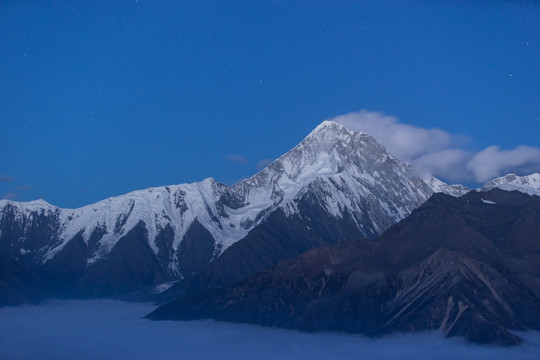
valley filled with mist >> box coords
[1,300,539,360]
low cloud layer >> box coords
[333,111,540,183]
[0,300,539,360]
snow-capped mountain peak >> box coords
[237,120,399,201]
[481,173,540,196]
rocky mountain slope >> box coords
[147,189,540,345]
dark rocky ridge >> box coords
[148,189,540,346]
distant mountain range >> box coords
[1,121,539,345]
[0,121,462,299]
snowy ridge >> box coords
[481,173,540,197]
[0,199,59,223]
[51,178,264,264]
[0,121,472,277]
[0,179,261,268]
[418,175,469,198]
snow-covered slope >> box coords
[481,173,540,197]
[0,121,468,289]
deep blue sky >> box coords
[1,0,539,208]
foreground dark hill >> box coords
[148,189,540,346]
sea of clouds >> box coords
[1,299,539,360]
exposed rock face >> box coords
[0,255,50,307]
[175,219,216,277]
[148,189,540,346]
[1,121,460,301]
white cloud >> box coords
[0,175,14,183]
[255,158,273,170]
[332,110,454,161]
[2,192,18,200]
[224,154,248,164]
[331,110,540,184]
[413,149,472,182]
[467,146,540,182]
[16,185,34,192]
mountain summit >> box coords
[234,120,447,229]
